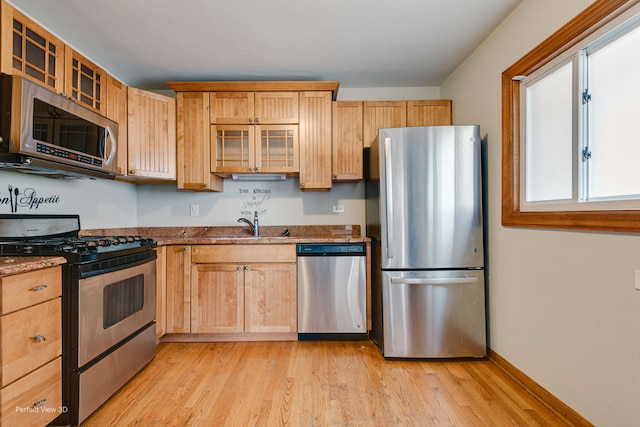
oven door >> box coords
[77,257,156,367]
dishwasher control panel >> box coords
[296,243,366,256]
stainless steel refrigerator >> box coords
[365,125,486,358]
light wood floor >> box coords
[82,340,575,426]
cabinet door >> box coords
[165,246,191,334]
[176,92,223,191]
[244,263,297,333]
[254,92,299,124]
[127,87,176,180]
[210,92,254,124]
[210,124,254,173]
[363,101,407,148]
[105,76,129,176]
[332,101,364,181]
[299,91,332,190]
[256,125,299,173]
[0,3,65,93]
[64,46,106,115]
[407,100,452,127]
[191,264,244,334]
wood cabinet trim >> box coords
[168,81,340,100]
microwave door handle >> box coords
[102,126,117,164]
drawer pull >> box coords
[33,334,47,342]
[33,398,48,409]
[32,284,48,291]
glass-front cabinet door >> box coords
[211,125,254,173]
[257,125,298,173]
[65,47,105,115]
[211,124,298,174]
[1,4,65,93]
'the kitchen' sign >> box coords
[2,185,61,212]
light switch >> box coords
[190,204,199,217]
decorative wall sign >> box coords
[1,185,61,212]
[239,187,271,217]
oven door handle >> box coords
[78,251,156,279]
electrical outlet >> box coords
[190,204,199,217]
[333,205,344,213]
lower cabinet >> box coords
[0,266,62,427]
[164,244,297,340]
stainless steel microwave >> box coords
[0,73,118,179]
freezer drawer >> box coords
[382,270,486,358]
[297,244,366,336]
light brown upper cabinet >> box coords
[332,101,364,182]
[64,47,105,115]
[126,87,176,181]
[0,3,65,93]
[168,81,339,189]
[1,4,105,114]
[105,76,129,176]
[175,91,224,191]
[299,91,333,190]
[407,100,452,127]
[210,91,299,175]
[363,101,407,148]
[363,100,453,148]
[210,91,299,124]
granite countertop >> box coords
[0,256,67,276]
[82,225,370,246]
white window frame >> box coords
[519,4,640,212]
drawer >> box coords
[1,357,62,427]
[0,299,61,387]
[191,244,296,264]
[0,266,62,315]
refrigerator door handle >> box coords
[390,276,479,285]
[384,137,394,259]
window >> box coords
[502,0,640,231]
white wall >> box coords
[441,1,640,426]
[0,170,137,228]
[136,179,365,230]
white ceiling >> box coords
[7,0,522,91]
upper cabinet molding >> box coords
[167,81,340,101]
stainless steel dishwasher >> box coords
[297,243,367,340]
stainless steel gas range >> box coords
[0,214,157,426]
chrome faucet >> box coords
[237,211,259,236]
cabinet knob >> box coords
[300,182,305,187]
[255,118,260,123]
[237,266,242,271]
[332,174,337,179]
[33,334,47,342]
[129,170,136,175]
[255,167,260,172]
[248,167,253,172]
[32,284,48,291]
[183,247,188,252]
[204,184,208,188]
[244,265,250,271]
[249,118,253,124]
